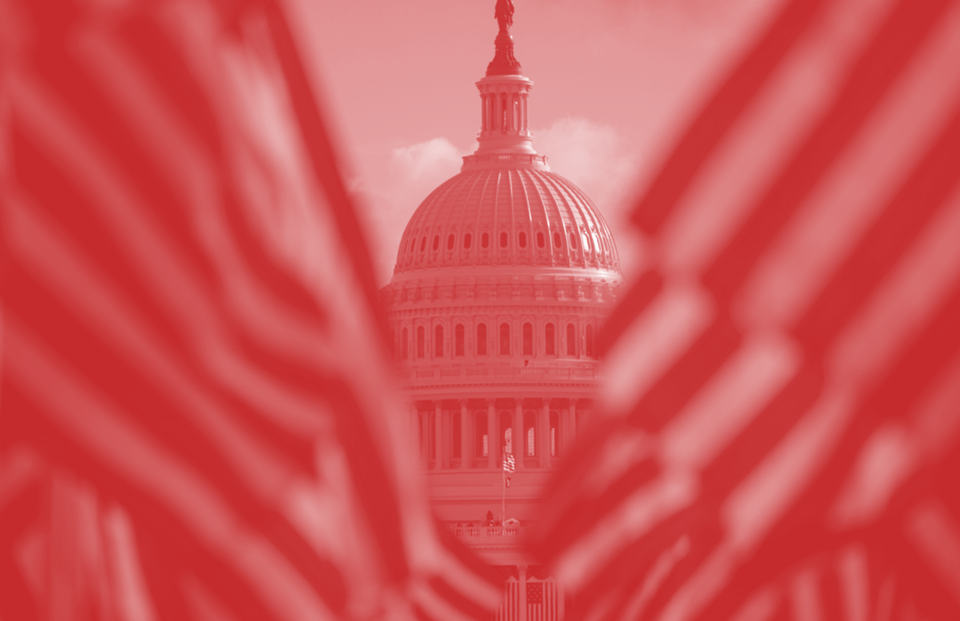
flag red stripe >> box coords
[703,0,955,302]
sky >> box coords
[288,0,787,284]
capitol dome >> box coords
[380,3,622,598]
[394,164,620,276]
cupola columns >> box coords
[476,75,535,153]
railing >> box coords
[453,526,522,537]
[397,365,602,384]
[446,523,526,540]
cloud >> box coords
[351,138,469,285]
[389,137,463,182]
[533,117,649,277]
[353,122,652,286]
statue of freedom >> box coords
[496,0,515,33]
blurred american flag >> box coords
[532,0,960,619]
[2,0,960,620]
[0,0,498,619]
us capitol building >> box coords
[379,3,623,619]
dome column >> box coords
[459,399,471,469]
[521,92,529,133]
[419,405,430,468]
[539,399,551,469]
[487,399,497,470]
[407,402,419,467]
[564,399,578,456]
[480,94,487,133]
[434,401,444,470]
[514,400,524,470]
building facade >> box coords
[379,8,623,619]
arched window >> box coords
[401,327,409,360]
[522,322,533,356]
[524,411,537,458]
[570,233,578,250]
[500,323,511,355]
[420,237,426,252]
[432,235,440,251]
[582,233,591,251]
[417,326,425,358]
[455,324,465,356]
[553,231,562,248]
[464,233,472,249]
[537,231,545,248]
[585,324,595,358]
[566,323,577,356]
[545,323,556,355]
[481,232,490,248]
[475,412,488,458]
[476,323,487,356]
[550,411,560,457]
[434,325,444,358]
[500,231,508,248]
[518,232,527,248]
[452,412,461,459]
[447,234,455,250]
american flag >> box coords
[0,1,500,619]
[5,0,960,620]
[504,452,516,474]
[532,0,960,619]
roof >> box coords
[393,167,620,276]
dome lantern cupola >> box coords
[465,0,547,169]
[389,2,621,280]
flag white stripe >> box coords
[603,281,713,414]
[555,469,698,590]
[657,541,739,621]
[585,429,653,498]
[910,352,960,457]
[660,332,800,470]
[659,0,900,277]
[829,183,960,385]
[723,387,854,549]
[10,72,338,379]
[435,547,503,610]
[6,320,334,621]
[833,352,960,528]
[67,30,340,439]
[904,503,960,608]
[829,424,914,529]
[409,578,477,621]
[728,588,780,621]
[6,191,297,499]
[789,567,825,621]
[620,535,691,621]
[837,545,870,621]
[738,0,960,329]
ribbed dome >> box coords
[394,167,620,275]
